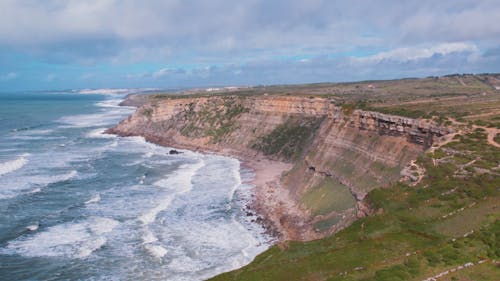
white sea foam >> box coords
[47,170,78,184]
[78,88,159,95]
[140,160,206,224]
[95,99,123,108]
[58,98,134,128]
[26,129,54,135]
[152,161,205,191]
[85,194,101,204]
[58,110,127,128]
[79,88,132,95]
[142,230,158,244]
[168,256,209,273]
[26,223,39,231]
[9,129,56,140]
[0,170,78,199]
[0,153,29,176]
[3,217,119,259]
[227,159,241,201]
[144,244,168,259]
[138,194,176,225]
[9,135,66,141]
[86,128,117,139]
[28,188,42,194]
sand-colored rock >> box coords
[109,95,453,241]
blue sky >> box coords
[1,0,500,91]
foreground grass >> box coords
[211,129,499,281]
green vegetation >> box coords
[323,144,404,193]
[211,127,499,281]
[314,216,342,232]
[301,177,356,216]
[366,107,428,119]
[252,117,323,161]
[178,96,249,141]
[339,100,368,115]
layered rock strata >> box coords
[109,95,452,240]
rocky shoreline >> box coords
[107,126,306,241]
[107,93,453,242]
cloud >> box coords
[1,0,498,64]
[0,1,499,90]
[121,43,499,88]
[400,0,500,43]
[152,68,185,79]
[354,42,480,63]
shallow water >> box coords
[0,91,270,280]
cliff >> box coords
[109,95,453,240]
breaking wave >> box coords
[0,154,29,176]
[3,217,119,259]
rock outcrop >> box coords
[109,94,453,240]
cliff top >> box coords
[127,73,500,128]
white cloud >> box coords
[0,0,499,90]
[0,0,498,67]
[152,68,172,79]
[354,42,480,63]
[400,1,500,43]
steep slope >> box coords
[109,95,452,241]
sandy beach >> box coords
[241,156,317,241]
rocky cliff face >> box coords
[110,95,453,240]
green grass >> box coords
[365,107,428,119]
[433,198,498,237]
[314,216,342,232]
[252,117,323,161]
[178,96,249,141]
[211,129,500,281]
[301,177,356,216]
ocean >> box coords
[0,91,270,280]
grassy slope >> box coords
[211,121,499,279]
[301,177,356,217]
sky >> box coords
[1,0,500,91]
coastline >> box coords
[240,157,294,240]
[106,128,309,242]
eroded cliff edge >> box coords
[109,95,452,241]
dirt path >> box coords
[484,127,500,148]
[447,118,500,148]
[429,132,460,152]
[462,109,500,120]
[372,96,467,107]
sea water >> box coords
[0,90,270,280]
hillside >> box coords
[110,74,500,280]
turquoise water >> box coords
[0,91,269,280]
